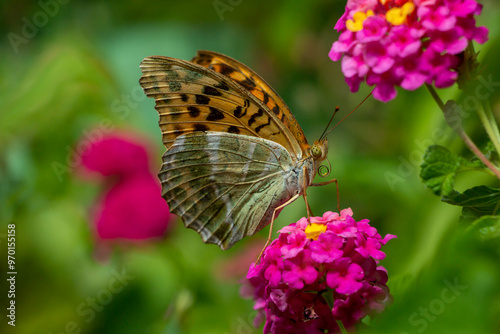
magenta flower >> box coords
[357,16,388,42]
[78,132,174,243]
[265,247,285,286]
[80,134,150,178]
[243,208,396,333]
[282,250,319,289]
[326,258,364,295]
[330,0,489,101]
[93,175,172,240]
[281,228,308,259]
[310,232,344,263]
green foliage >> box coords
[444,185,500,222]
[1,0,500,333]
[420,145,483,196]
[421,144,500,233]
[468,215,500,241]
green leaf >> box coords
[483,141,500,164]
[419,145,480,196]
[468,215,500,241]
[442,186,500,223]
[459,207,485,224]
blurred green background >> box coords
[1,0,499,333]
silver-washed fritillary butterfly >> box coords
[139,51,334,250]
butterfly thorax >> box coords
[289,154,316,196]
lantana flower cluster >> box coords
[244,208,396,333]
[329,0,489,102]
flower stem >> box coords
[336,320,349,334]
[322,288,335,309]
[425,84,500,180]
[426,83,445,110]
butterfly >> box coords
[139,51,336,250]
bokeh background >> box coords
[1,0,500,333]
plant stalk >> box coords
[336,320,349,334]
[425,84,500,180]
[477,101,500,155]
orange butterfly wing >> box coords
[139,55,304,158]
[192,50,310,156]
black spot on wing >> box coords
[215,82,230,91]
[228,126,240,134]
[195,94,210,105]
[203,86,222,96]
[181,94,189,102]
[218,63,236,76]
[188,106,201,118]
[194,124,209,132]
[255,116,272,133]
[206,107,224,121]
[238,78,257,91]
[233,106,245,118]
[262,92,270,105]
[248,109,264,127]
[272,105,286,121]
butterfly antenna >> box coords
[319,106,340,142]
[321,91,372,140]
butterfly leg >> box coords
[255,193,301,264]
[302,165,313,220]
[311,178,340,212]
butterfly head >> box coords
[311,138,330,177]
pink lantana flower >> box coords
[330,0,489,101]
[79,133,174,244]
[243,208,396,333]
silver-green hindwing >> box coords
[160,132,313,249]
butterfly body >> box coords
[140,51,329,249]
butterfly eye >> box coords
[311,145,322,159]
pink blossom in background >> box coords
[329,0,489,102]
[94,174,172,240]
[243,208,396,333]
[80,134,150,178]
[78,132,174,243]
